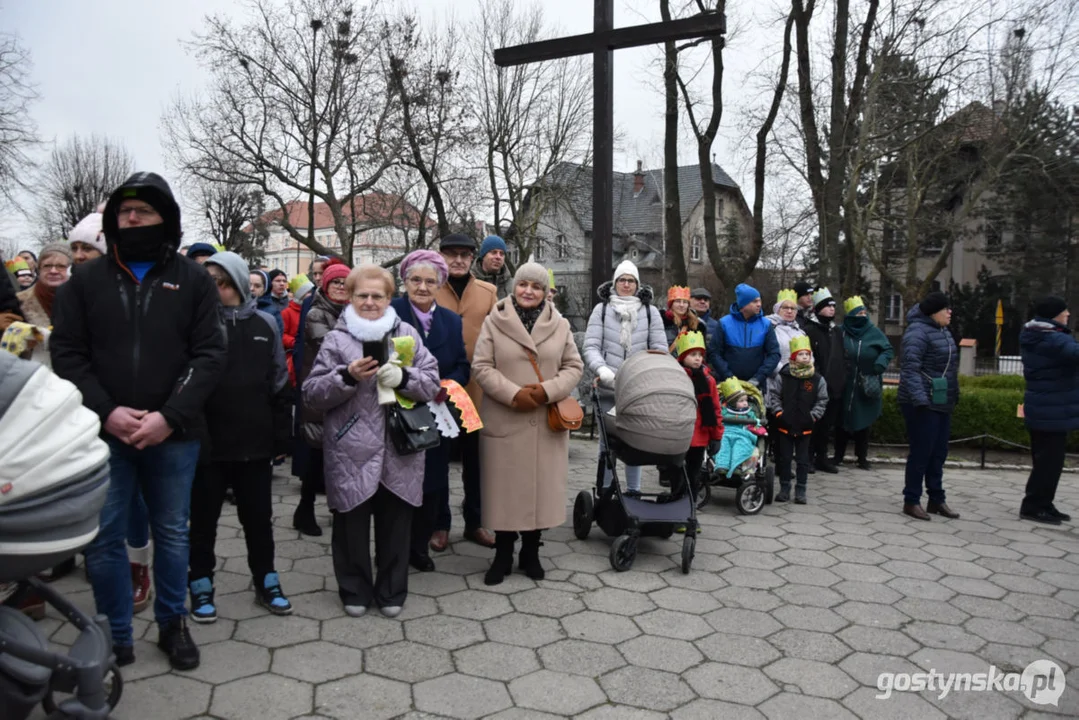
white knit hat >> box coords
[68,212,106,255]
[612,259,640,285]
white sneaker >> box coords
[344,605,367,618]
[380,605,402,618]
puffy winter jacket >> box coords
[1020,318,1079,432]
[711,304,780,385]
[766,366,829,436]
[299,289,347,441]
[282,300,302,385]
[582,281,667,376]
[804,312,846,398]
[898,306,959,412]
[256,293,284,335]
[765,304,806,377]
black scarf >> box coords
[513,297,545,333]
[690,367,717,427]
[114,225,171,264]
[448,274,470,300]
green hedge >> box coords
[958,375,1025,391]
[873,385,1079,452]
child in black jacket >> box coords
[766,335,828,504]
[188,252,293,623]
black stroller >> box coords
[573,351,699,574]
[0,353,121,720]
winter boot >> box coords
[484,531,517,586]
[517,530,546,580]
[292,498,322,537]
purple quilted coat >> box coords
[302,314,440,513]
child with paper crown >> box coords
[765,335,829,504]
[713,377,768,479]
[675,331,723,490]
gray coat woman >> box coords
[582,260,667,492]
[303,264,440,618]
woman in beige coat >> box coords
[472,262,584,585]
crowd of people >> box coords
[1,170,1074,677]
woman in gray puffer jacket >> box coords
[582,260,667,492]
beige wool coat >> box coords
[472,298,584,531]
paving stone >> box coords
[695,631,781,667]
[768,629,852,663]
[210,674,312,720]
[888,577,957,601]
[949,594,1025,621]
[762,657,859,699]
[683,662,779,704]
[843,686,948,720]
[509,669,606,715]
[671,699,767,719]
[598,569,669,592]
[363,640,453,683]
[941,575,1008,599]
[834,579,904,604]
[837,625,921,656]
[271,640,364,683]
[582,586,657,615]
[316,674,413,720]
[409,571,469,596]
[702,607,783,637]
[233,614,319,648]
[838,652,923,687]
[184,639,270,684]
[438,589,514,620]
[1001,592,1076,619]
[724,550,788,571]
[903,621,987,652]
[322,615,403,649]
[111,674,211,720]
[711,586,784,611]
[485,612,565,648]
[894,597,970,624]
[511,587,585,618]
[770,605,847,633]
[758,693,859,720]
[291,590,353,621]
[721,567,786,589]
[834,601,911,629]
[635,608,713,640]
[618,635,703,673]
[575,705,668,720]
[561,610,641,644]
[600,665,697,711]
[454,641,540,681]
[649,586,721,613]
[414,673,513,719]
[538,638,625,676]
[404,615,485,650]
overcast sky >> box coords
[0,0,781,249]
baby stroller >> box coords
[573,351,699,574]
[696,379,774,514]
[0,353,121,720]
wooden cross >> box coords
[495,0,725,292]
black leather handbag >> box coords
[386,403,441,455]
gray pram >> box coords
[0,353,120,720]
[573,351,700,573]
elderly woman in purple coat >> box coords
[303,264,440,618]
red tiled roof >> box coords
[251,192,433,232]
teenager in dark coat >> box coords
[802,288,846,473]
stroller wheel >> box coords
[763,465,775,505]
[42,660,123,716]
[681,535,695,574]
[736,481,765,515]
[609,534,637,572]
[573,491,594,540]
[694,479,711,510]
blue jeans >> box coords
[900,405,950,505]
[127,492,150,549]
[85,438,200,647]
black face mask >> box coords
[114,224,171,263]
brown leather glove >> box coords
[0,312,22,332]
[524,382,548,405]
[512,388,541,412]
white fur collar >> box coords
[343,304,399,341]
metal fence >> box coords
[883,354,1024,379]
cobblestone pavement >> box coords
[30,438,1079,719]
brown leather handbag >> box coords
[528,352,583,432]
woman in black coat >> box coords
[897,292,960,521]
[391,251,470,572]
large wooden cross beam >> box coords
[495,0,725,292]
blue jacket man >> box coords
[710,283,780,386]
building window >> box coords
[690,235,702,263]
[508,244,520,265]
[716,198,725,218]
[885,293,903,322]
[534,239,546,261]
[555,234,568,260]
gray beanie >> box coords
[514,262,549,289]
[205,251,252,303]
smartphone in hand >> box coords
[362,340,387,366]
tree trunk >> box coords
[661,0,687,286]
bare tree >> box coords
[196,181,270,265]
[162,0,399,264]
[0,32,39,208]
[465,0,593,259]
[32,134,133,241]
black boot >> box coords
[484,532,517,586]
[518,530,546,580]
[293,478,322,537]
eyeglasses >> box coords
[616,277,637,285]
[117,205,159,219]
[442,250,473,261]
[406,277,439,288]
[41,263,69,272]
[353,292,387,302]
[328,279,347,288]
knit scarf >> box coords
[512,297,545,333]
[789,361,816,379]
[608,294,642,351]
[689,367,717,427]
[34,282,56,322]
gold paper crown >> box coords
[674,330,706,359]
[789,335,812,356]
[5,257,28,273]
[812,287,833,307]
[776,289,797,305]
[844,296,866,314]
[719,377,745,400]
[667,285,691,305]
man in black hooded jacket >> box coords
[51,172,227,671]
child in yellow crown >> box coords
[765,335,828,503]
